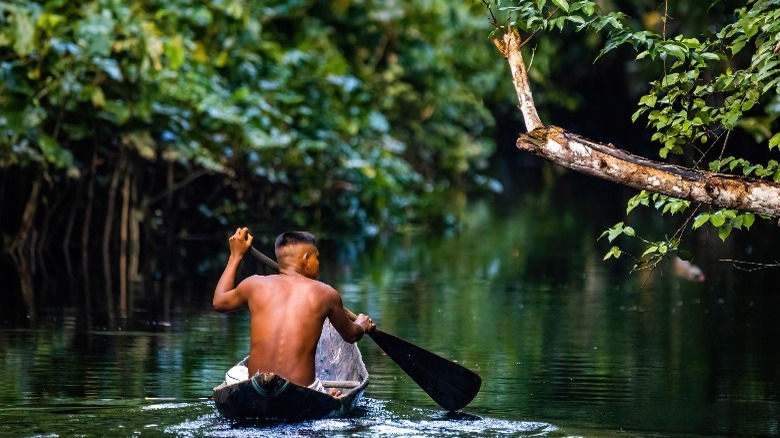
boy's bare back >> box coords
[239,274,338,386]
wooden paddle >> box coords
[248,246,482,412]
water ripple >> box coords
[163,398,561,437]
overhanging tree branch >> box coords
[492,29,543,132]
[493,28,780,218]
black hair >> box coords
[274,231,317,250]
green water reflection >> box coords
[1,185,779,437]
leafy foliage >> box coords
[1,0,503,244]
[487,0,780,267]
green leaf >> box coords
[600,222,628,242]
[627,191,650,213]
[11,5,37,56]
[631,107,646,122]
[700,52,721,62]
[718,224,733,241]
[763,75,780,94]
[582,2,594,15]
[661,73,680,87]
[551,0,570,13]
[639,94,657,108]
[607,226,623,242]
[693,214,710,229]
[743,213,755,229]
[38,134,74,169]
[731,39,747,55]
[76,10,115,57]
[603,246,622,260]
[100,100,131,125]
[769,133,780,151]
[663,43,687,61]
[89,85,105,107]
[710,212,726,227]
[164,35,186,71]
[641,245,659,258]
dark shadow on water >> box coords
[439,410,483,421]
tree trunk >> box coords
[102,155,123,327]
[493,29,780,218]
[119,163,132,320]
[81,145,98,323]
[129,170,141,284]
[37,176,68,257]
[16,258,36,324]
[11,174,42,259]
[162,161,175,324]
[63,179,83,255]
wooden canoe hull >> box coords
[213,320,369,421]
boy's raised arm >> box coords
[213,227,254,312]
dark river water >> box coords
[1,178,779,437]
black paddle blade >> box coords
[369,329,481,411]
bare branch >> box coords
[495,21,780,218]
[720,259,780,271]
[491,29,543,132]
[518,126,780,217]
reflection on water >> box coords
[1,180,780,437]
[0,398,562,437]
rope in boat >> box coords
[250,375,289,399]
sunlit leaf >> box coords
[551,0,569,13]
[641,245,659,258]
[603,246,622,260]
[743,213,755,229]
[164,35,186,71]
[710,213,726,227]
[718,224,732,241]
[10,5,37,56]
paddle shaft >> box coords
[246,245,482,411]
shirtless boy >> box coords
[212,228,375,396]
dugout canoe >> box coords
[212,320,369,421]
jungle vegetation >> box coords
[1,0,504,266]
[2,0,778,276]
